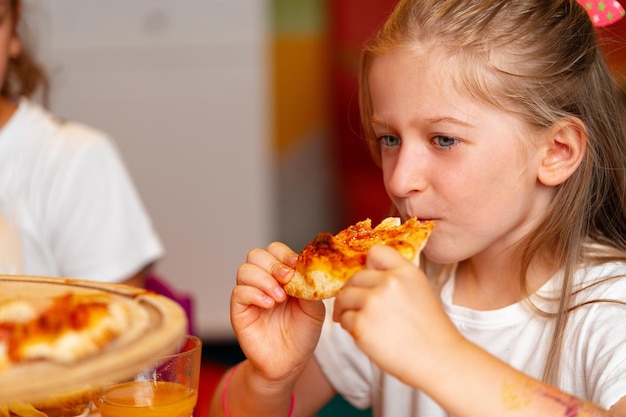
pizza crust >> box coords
[284,217,434,300]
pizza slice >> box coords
[0,292,143,368]
[284,217,434,300]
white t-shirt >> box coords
[315,262,626,416]
[0,99,163,282]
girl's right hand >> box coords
[231,241,325,383]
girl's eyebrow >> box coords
[425,116,473,127]
[370,115,473,128]
[370,116,387,127]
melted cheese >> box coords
[0,293,128,365]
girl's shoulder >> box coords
[571,260,626,300]
[7,99,117,157]
[580,242,626,281]
[11,99,109,144]
[581,259,626,277]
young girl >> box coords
[210,0,626,416]
[0,0,163,285]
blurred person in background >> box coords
[0,0,163,286]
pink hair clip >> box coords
[577,0,625,27]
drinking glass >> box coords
[97,335,202,417]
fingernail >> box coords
[274,287,286,299]
[277,265,292,278]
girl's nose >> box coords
[385,149,428,198]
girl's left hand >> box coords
[333,244,463,387]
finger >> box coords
[343,268,384,290]
[332,283,369,322]
[245,247,295,285]
[236,263,288,302]
[337,309,362,339]
[335,269,386,324]
[231,281,276,316]
[267,241,299,268]
[365,243,411,270]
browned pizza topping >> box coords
[0,293,110,362]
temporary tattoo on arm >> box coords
[502,376,616,416]
[501,376,532,410]
[541,387,615,417]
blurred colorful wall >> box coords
[599,15,626,78]
[272,0,337,251]
[272,0,396,251]
[326,0,396,228]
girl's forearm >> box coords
[411,339,620,417]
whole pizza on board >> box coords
[0,276,189,415]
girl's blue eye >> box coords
[377,135,401,147]
[433,135,458,148]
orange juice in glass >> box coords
[98,335,201,417]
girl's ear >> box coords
[537,118,586,186]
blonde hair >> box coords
[359,0,626,385]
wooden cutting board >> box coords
[0,275,188,405]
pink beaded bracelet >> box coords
[222,363,295,417]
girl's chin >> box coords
[422,246,466,266]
